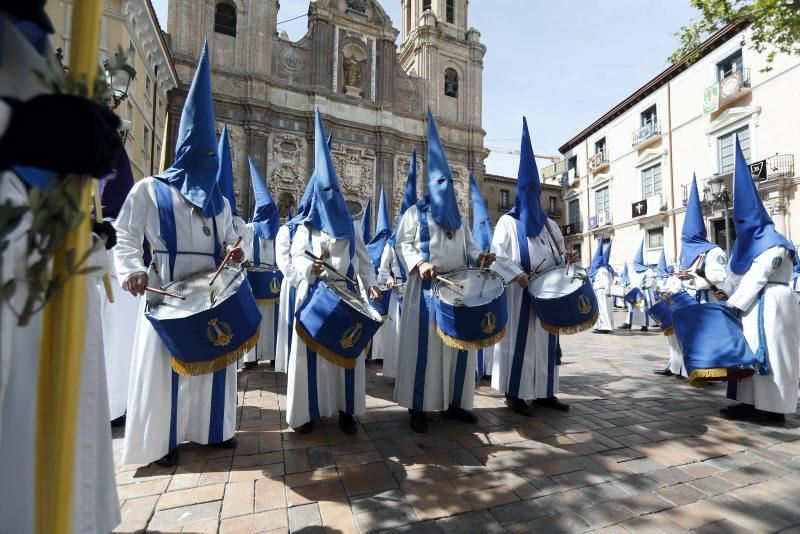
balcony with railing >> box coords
[588,151,609,173]
[681,154,796,205]
[632,120,662,148]
[547,208,563,220]
[704,68,751,115]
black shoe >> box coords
[675,374,686,379]
[211,436,237,449]
[536,396,570,412]
[242,361,258,371]
[155,449,178,468]
[762,411,786,424]
[640,327,649,332]
[409,410,428,433]
[505,395,533,417]
[619,324,631,330]
[720,403,755,416]
[338,411,358,435]
[295,421,315,434]
[110,414,126,427]
[443,404,478,424]
[653,369,673,376]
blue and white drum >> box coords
[247,265,283,304]
[433,268,508,350]
[528,265,598,335]
[624,287,644,308]
[145,267,262,376]
[295,280,384,369]
[646,289,697,334]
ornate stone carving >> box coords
[331,143,376,209]
[280,46,304,73]
[272,133,303,162]
[270,132,308,213]
[347,0,368,14]
[450,165,471,218]
[393,155,425,216]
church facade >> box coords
[166,0,487,221]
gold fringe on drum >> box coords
[171,330,260,376]
[539,312,598,336]
[435,326,507,351]
[688,366,756,388]
[662,326,675,336]
[255,297,280,306]
[295,324,359,369]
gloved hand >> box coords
[0,95,122,176]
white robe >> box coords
[394,208,481,412]
[660,276,687,376]
[688,246,727,303]
[0,19,120,532]
[723,247,800,414]
[490,216,565,400]
[274,225,301,373]
[593,267,614,332]
[377,243,402,377]
[243,225,278,364]
[285,223,377,428]
[114,178,240,464]
[627,268,656,327]
[99,250,140,420]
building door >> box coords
[713,218,736,252]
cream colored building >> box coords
[46,0,178,181]
[544,23,800,271]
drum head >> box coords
[529,266,588,300]
[249,266,279,273]
[146,267,244,320]
[435,268,505,307]
[324,281,383,322]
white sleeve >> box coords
[727,247,785,311]
[491,217,524,282]
[275,226,292,275]
[354,224,378,289]
[377,245,395,285]
[463,217,482,267]
[113,179,151,283]
[290,224,315,284]
[242,224,255,264]
[397,207,423,273]
[703,248,728,287]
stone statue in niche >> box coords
[343,55,363,97]
[347,0,368,14]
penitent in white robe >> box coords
[723,247,800,414]
[377,243,403,378]
[627,268,656,327]
[114,178,240,464]
[243,225,278,364]
[658,276,687,376]
[593,266,614,332]
[394,208,481,412]
[490,216,565,401]
[274,224,301,374]
[285,223,377,428]
[688,246,727,303]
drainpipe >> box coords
[666,81,678,263]
[149,64,158,176]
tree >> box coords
[669,0,800,71]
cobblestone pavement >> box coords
[112,310,800,533]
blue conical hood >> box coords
[156,41,225,218]
[729,137,796,274]
[303,108,353,240]
[216,124,238,216]
[620,263,630,285]
[633,239,647,272]
[469,172,492,251]
[248,157,279,240]
[425,109,461,231]
[588,234,605,281]
[679,174,715,269]
[508,117,547,237]
[285,175,315,235]
[360,197,372,244]
[603,240,616,277]
[656,248,669,277]
[367,188,392,269]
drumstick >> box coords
[304,250,358,285]
[694,268,720,293]
[478,249,490,298]
[209,235,244,286]
[435,276,465,291]
[145,286,187,300]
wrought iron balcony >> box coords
[681,154,796,204]
[588,151,609,172]
[632,121,661,147]
[547,208,563,219]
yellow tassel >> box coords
[436,326,508,350]
[295,324,360,369]
[540,312,598,335]
[171,331,260,376]
[662,326,675,336]
[688,366,755,388]
[255,297,279,305]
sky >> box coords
[152,0,699,177]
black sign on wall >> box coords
[631,200,648,218]
[749,159,767,181]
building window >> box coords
[641,105,657,128]
[500,189,509,208]
[568,198,581,229]
[717,49,743,80]
[444,68,459,98]
[423,0,431,12]
[718,126,750,174]
[155,142,162,168]
[548,196,557,213]
[214,2,237,37]
[647,227,664,249]
[143,125,151,157]
[446,0,455,23]
[594,137,606,156]
[567,155,578,176]
[595,186,610,224]
[641,163,662,199]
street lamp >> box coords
[704,174,732,252]
[103,54,136,110]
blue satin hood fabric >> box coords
[507,117,547,238]
[728,137,797,274]
[248,157,279,240]
[303,108,354,240]
[155,41,225,218]
[656,248,669,277]
[633,239,648,272]
[285,175,315,235]
[360,197,372,244]
[620,263,630,285]
[390,149,419,245]
[469,172,492,252]
[216,124,238,216]
[99,146,135,221]
[588,235,605,281]
[425,109,461,231]
[367,189,393,269]
[602,240,616,278]
[679,174,716,270]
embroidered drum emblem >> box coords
[269,278,282,294]
[481,311,497,334]
[207,318,233,347]
[340,323,363,349]
[577,295,592,315]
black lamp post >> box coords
[704,174,732,252]
[103,54,136,110]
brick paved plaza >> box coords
[112,310,800,533]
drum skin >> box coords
[247,267,284,304]
[647,290,697,334]
[673,303,757,387]
[145,269,262,376]
[368,288,393,318]
[528,266,598,335]
[433,268,508,350]
[295,281,383,368]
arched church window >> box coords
[423,0,431,13]
[214,2,237,37]
[446,0,455,23]
[444,68,459,98]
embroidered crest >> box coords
[340,323,363,349]
[206,318,233,347]
[481,311,497,334]
[716,255,726,265]
[577,294,592,315]
[772,256,783,269]
[269,278,282,294]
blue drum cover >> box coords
[624,287,644,306]
[531,276,598,335]
[247,268,284,303]
[368,288,393,318]
[434,289,508,350]
[647,290,697,334]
